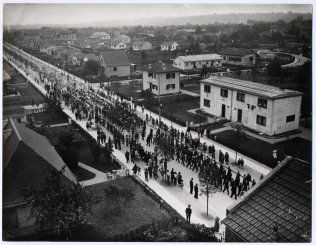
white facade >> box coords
[161,42,178,51]
[132,41,153,51]
[200,78,302,136]
[109,41,127,50]
[173,54,222,71]
[221,54,255,66]
[143,71,180,95]
[90,32,110,40]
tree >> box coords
[23,168,99,239]
[140,89,154,103]
[56,130,79,171]
[198,164,220,217]
[154,133,174,162]
[195,26,202,34]
[104,185,135,213]
[267,57,282,79]
[82,60,100,78]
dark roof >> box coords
[219,48,253,57]
[142,63,182,73]
[100,50,129,66]
[3,119,77,207]
[222,157,311,242]
[3,106,25,119]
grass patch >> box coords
[212,130,311,168]
[9,81,45,106]
[81,177,171,240]
[33,111,69,126]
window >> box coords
[220,88,228,98]
[204,85,211,93]
[166,73,170,79]
[166,84,176,90]
[256,115,266,126]
[236,92,245,102]
[258,98,268,109]
[171,73,175,79]
[204,99,210,107]
[152,85,158,90]
[148,72,153,77]
[229,57,241,62]
[286,115,295,122]
[113,67,117,71]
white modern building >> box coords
[173,54,222,71]
[142,63,182,95]
[200,77,303,136]
[219,48,256,67]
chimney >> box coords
[271,225,280,242]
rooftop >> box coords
[219,47,253,57]
[177,54,222,62]
[100,50,129,66]
[161,41,177,46]
[222,157,311,242]
[142,62,182,74]
[201,76,303,99]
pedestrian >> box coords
[252,179,256,187]
[185,205,192,223]
[144,168,149,181]
[194,183,199,199]
[132,164,138,175]
[223,178,230,195]
[190,178,194,194]
[260,174,264,180]
[125,151,130,163]
[230,180,238,200]
[225,152,229,164]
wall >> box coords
[105,65,130,78]
[143,71,180,95]
[271,96,302,135]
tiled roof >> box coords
[219,47,253,57]
[222,157,311,242]
[201,76,303,99]
[3,119,77,204]
[177,54,222,62]
[161,41,177,46]
[108,39,125,45]
[142,62,182,73]
[100,50,129,66]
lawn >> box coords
[212,130,312,168]
[34,124,120,180]
[33,111,69,126]
[78,177,171,240]
[143,94,205,126]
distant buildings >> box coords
[247,19,256,26]
[3,119,77,236]
[160,41,178,51]
[90,32,111,41]
[219,48,256,67]
[142,62,182,95]
[114,34,131,43]
[108,40,127,50]
[200,77,302,136]
[132,41,153,51]
[71,52,99,66]
[99,50,130,78]
[173,54,222,71]
[222,156,311,242]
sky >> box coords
[3,3,313,26]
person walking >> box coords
[194,183,199,199]
[125,151,130,163]
[190,178,194,194]
[132,163,138,175]
[185,205,192,223]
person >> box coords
[125,151,130,163]
[230,180,238,200]
[260,174,264,180]
[194,183,199,199]
[144,167,149,181]
[132,164,138,175]
[190,178,194,194]
[224,152,229,164]
[185,205,192,223]
[252,179,256,187]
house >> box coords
[142,62,182,95]
[161,41,178,51]
[108,40,127,50]
[200,77,303,136]
[71,52,100,66]
[173,54,222,71]
[58,31,77,41]
[222,156,311,242]
[3,119,77,237]
[99,50,130,78]
[114,34,131,43]
[53,46,80,62]
[90,32,111,40]
[132,41,153,51]
[220,27,237,36]
[219,48,256,67]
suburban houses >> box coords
[200,76,302,136]
[99,50,130,78]
[108,40,127,50]
[132,40,153,50]
[173,54,223,71]
[219,48,256,67]
[113,34,131,43]
[142,62,182,95]
[160,41,179,51]
[90,31,111,41]
[71,52,99,66]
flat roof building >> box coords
[200,77,303,136]
[173,54,222,71]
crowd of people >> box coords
[6,46,262,204]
